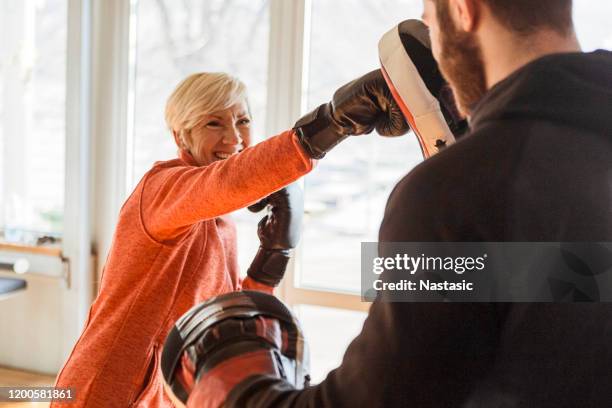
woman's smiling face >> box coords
[181,101,252,166]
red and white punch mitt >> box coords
[161,291,309,408]
[379,19,467,158]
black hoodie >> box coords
[227,51,612,407]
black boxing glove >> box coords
[294,69,410,159]
[246,183,303,287]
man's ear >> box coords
[450,0,479,32]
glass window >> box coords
[574,0,612,51]
[299,0,424,293]
[128,0,270,271]
[128,0,270,187]
[0,0,67,242]
[293,304,367,383]
[297,0,612,294]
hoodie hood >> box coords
[470,50,612,136]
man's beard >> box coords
[435,2,488,116]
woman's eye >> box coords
[237,118,251,126]
[206,121,222,128]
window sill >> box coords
[0,242,62,258]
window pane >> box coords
[129,0,270,187]
[0,0,67,241]
[293,304,367,383]
[299,1,612,294]
[574,0,612,51]
[300,1,423,293]
[129,0,270,272]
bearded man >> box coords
[165,1,612,406]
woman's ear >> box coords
[172,130,190,151]
[172,130,182,147]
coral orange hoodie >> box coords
[52,131,313,407]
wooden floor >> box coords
[0,367,56,408]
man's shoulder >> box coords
[381,123,521,241]
[393,122,517,197]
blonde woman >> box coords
[52,70,406,407]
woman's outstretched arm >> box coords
[140,131,312,242]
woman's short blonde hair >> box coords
[165,72,248,133]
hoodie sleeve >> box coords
[140,131,313,242]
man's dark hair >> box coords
[480,0,573,36]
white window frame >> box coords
[265,0,368,312]
[64,0,94,325]
[0,0,95,315]
[0,0,97,372]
